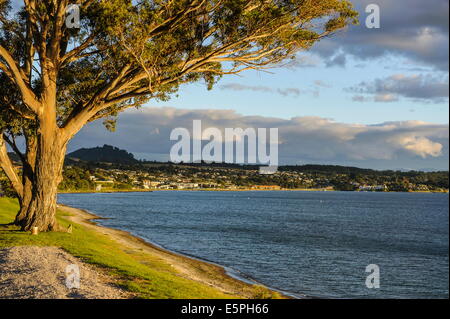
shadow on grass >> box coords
[0,223,21,231]
[0,222,28,237]
[0,222,15,226]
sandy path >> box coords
[0,246,129,299]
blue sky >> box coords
[144,0,449,125]
[152,54,448,124]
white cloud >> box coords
[348,73,449,103]
[313,0,449,70]
[220,83,301,97]
[68,107,449,170]
[374,94,399,103]
[390,136,443,158]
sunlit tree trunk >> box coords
[20,126,67,232]
[14,134,36,226]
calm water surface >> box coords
[58,191,449,298]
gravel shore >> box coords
[0,246,129,299]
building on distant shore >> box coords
[142,180,161,189]
[95,180,115,191]
[251,185,282,190]
[358,185,387,192]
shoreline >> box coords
[57,203,294,299]
[58,188,330,194]
[58,188,449,195]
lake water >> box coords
[58,191,449,299]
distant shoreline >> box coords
[58,188,449,195]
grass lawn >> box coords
[0,197,279,299]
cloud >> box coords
[68,107,449,170]
[347,74,449,103]
[284,55,321,69]
[391,136,443,158]
[277,88,301,97]
[325,53,347,68]
[352,95,369,102]
[312,0,449,70]
[220,83,301,97]
[374,94,399,103]
[314,80,332,88]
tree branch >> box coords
[0,133,24,200]
[2,133,26,165]
[60,34,98,67]
[60,64,133,139]
[0,45,41,114]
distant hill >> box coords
[64,145,448,175]
[67,145,138,164]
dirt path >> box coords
[0,246,130,299]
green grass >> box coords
[0,197,280,299]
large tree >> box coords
[0,0,357,231]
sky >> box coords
[27,0,449,170]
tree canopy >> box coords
[1,0,357,136]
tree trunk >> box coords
[14,179,33,226]
[20,129,67,232]
[15,135,36,226]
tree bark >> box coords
[14,134,36,226]
[20,127,67,232]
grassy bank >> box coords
[0,197,282,299]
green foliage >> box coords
[0,170,17,197]
[113,182,133,190]
[58,165,95,191]
[67,144,138,164]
